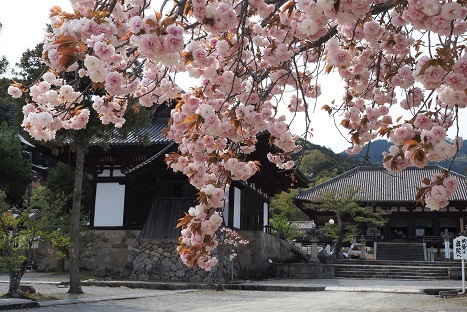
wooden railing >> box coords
[422,236,444,244]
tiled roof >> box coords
[89,118,172,146]
[294,165,467,203]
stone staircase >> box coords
[375,242,425,261]
[335,259,461,279]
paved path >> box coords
[0,272,464,310]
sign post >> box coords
[453,236,467,294]
[445,241,451,260]
[444,229,451,260]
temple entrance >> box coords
[391,227,408,239]
[390,217,408,239]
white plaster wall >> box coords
[263,202,269,231]
[233,187,241,228]
[223,191,229,226]
[94,183,125,226]
[112,169,125,177]
[98,169,111,177]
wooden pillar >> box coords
[433,212,440,237]
[383,222,391,240]
[408,211,416,240]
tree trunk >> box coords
[216,243,226,291]
[333,215,344,258]
[68,134,85,294]
[7,260,28,298]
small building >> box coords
[293,165,467,243]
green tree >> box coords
[0,188,66,298]
[12,43,46,85]
[269,143,359,240]
[305,187,387,257]
[0,23,8,75]
[0,123,32,205]
[269,190,304,240]
[298,148,357,185]
[12,32,151,294]
[0,78,21,128]
[0,23,17,128]
[45,162,93,212]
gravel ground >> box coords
[4,286,467,312]
[2,273,467,311]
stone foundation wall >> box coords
[35,241,63,272]
[81,230,140,276]
[122,239,221,283]
[120,230,303,281]
[34,230,140,275]
[36,229,319,281]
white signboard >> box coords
[445,241,451,259]
[454,236,467,260]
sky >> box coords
[0,1,465,154]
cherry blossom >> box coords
[9,0,467,270]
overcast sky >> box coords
[0,1,464,154]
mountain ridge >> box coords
[340,139,467,175]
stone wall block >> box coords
[138,274,149,280]
[161,258,172,267]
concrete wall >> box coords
[235,230,305,279]
[238,231,334,279]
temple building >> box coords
[293,165,467,242]
[35,109,310,280]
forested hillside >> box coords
[294,139,359,185]
[345,139,467,175]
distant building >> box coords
[293,165,467,242]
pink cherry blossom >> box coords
[8,86,22,98]
[9,0,466,271]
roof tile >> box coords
[294,165,467,203]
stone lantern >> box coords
[359,235,367,260]
[306,220,320,262]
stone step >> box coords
[333,257,458,279]
[334,260,460,267]
[336,270,449,276]
[336,267,450,273]
[376,243,425,261]
[336,274,450,280]
[335,272,450,279]
[336,267,447,271]
[336,271,450,279]
[335,265,450,270]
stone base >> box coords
[272,263,335,279]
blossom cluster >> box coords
[9,0,467,270]
[419,173,461,211]
[9,76,90,141]
[323,0,466,209]
[178,205,223,270]
[12,2,184,140]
